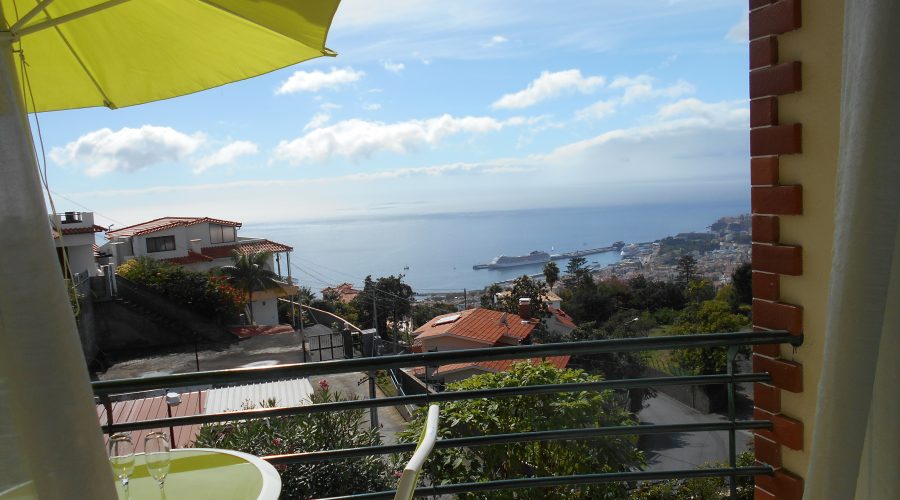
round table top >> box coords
[113,448,281,499]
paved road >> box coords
[308,371,408,445]
[638,392,751,470]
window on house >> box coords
[146,235,176,253]
[210,224,236,244]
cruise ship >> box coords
[473,250,551,270]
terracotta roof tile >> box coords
[413,308,536,345]
[548,306,577,329]
[202,239,293,259]
[52,224,106,239]
[107,217,241,238]
[415,356,570,377]
[165,251,215,265]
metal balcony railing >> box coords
[91,331,802,499]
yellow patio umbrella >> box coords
[0,2,340,498]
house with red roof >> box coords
[321,283,361,304]
[102,216,297,325]
[411,306,570,385]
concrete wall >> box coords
[132,226,188,260]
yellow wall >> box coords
[772,0,844,474]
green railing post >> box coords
[727,345,739,499]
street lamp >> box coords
[165,391,181,446]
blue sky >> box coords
[37,0,750,227]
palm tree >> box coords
[218,250,282,324]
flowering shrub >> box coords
[117,257,245,322]
[193,383,390,499]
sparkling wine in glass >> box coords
[144,431,171,490]
[108,433,135,497]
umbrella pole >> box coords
[0,37,117,499]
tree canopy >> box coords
[543,261,560,289]
[351,274,413,339]
[398,362,644,499]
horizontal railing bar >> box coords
[92,331,800,395]
[319,466,772,499]
[100,373,770,433]
[262,420,771,465]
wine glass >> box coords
[144,432,171,490]
[108,433,135,497]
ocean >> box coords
[244,201,748,294]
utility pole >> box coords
[370,293,380,429]
[464,288,467,309]
[363,330,379,430]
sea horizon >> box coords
[244,200,749,294]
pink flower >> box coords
[272,437,282,446]
[393,470,404,478]
[319,379,329,391]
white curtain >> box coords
[804,1,900,498]
[0,36,117,499]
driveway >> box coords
[638,392,752,470]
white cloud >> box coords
[273,114,522,165]
[319,102,342,111]
[382,60,405,73]
[609,75,694,104]
[726,12,749,43]
[276,67,365,94]
[656,98,749,128]
[492,69,606,109]
[576,99,617,121]
[304,112,332,131]
[50,125,204,176]
[363,103,382,111]
[485,35,509,47]
[192,141,259,174]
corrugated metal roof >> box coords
[204,379,314,414]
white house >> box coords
[102,216,297,325]
[50,211,104,279]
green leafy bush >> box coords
[117,257,245,322]
[194,382,391,499]
[397,362,644,499]
[629,452,755,499]
[670,299,750,376]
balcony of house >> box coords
[92,330,802,499]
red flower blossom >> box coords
[319,379,329,391]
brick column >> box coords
[748,1,805,498]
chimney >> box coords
[518,298,532,320]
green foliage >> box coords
[559,276,616,325]
[676,255,698,288]
[397,362,644,499]
[731,263,753,308]
[543,261,560,289]
[658,236,719,264]
[500,275,549,318]
[352,275,413,339]
[625,276,687,312]
[480,283,503,309]
[216,251,283,324]
[685,278,716,303]
[411,302,459,328]
[670,299,750,375]
[117,256,245,322]
[194,384,390,499]
[628,452,755,499]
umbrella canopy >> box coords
[1,0,340,111]
[0,2,341,498]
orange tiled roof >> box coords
[548,306,577,329]
[107,216,241,238]
[202,239,292,259]
[52,224,106,239]
[413,308,536,345]
[166,250,215,265]
[414,356,570,377]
